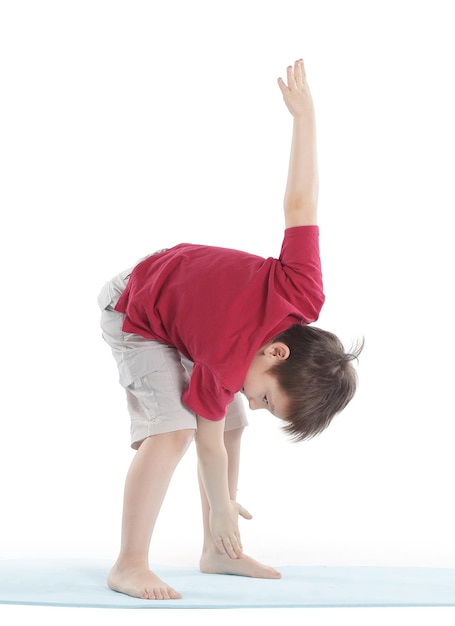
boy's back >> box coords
[115,225,324,419]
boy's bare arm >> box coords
[278,59,319,227]
[195,416,244,559]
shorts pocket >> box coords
[117,346,165,388]
[127,377,160,416]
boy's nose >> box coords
[248,398,259,410]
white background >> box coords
[1,1,454,624]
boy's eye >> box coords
[263,396,269,405]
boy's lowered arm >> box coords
[278,59,318,227]
[195,416,244,560]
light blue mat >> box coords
[1,559,454,608]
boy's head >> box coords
[242,324,363,441]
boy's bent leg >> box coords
[108,429,194,600]
[198,427,281,579]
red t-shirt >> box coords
[115,226,324,420]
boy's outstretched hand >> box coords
[278,59,314,119]
[277,59,318,227]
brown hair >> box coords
[270,324,364,441]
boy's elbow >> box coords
[194,417,227,458]
[284,201,318,227]
[284,185,318,225]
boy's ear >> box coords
[266,342,291,361]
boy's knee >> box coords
[224,426,244,442]
[170,428,195,451]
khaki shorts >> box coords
[98,261,248,449]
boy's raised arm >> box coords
[278,59,319,227]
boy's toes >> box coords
[145,585,181,600]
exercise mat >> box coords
[1,559,454,609]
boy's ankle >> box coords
[111,555,150,572]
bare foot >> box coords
[200,551,281,579]
[107,562,182,600]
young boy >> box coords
[98,59,361,600]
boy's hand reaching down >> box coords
[209,501,252,559]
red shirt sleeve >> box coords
[182,363,234,420]
[277,225,325,322]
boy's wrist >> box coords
[292,111,315,126]
[210,502,232,515]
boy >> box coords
[98,59,362,600]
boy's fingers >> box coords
[231,539,243,559]
[279,60,305,91]
[238,505,253,520]
[294,58,304,83]
[215,535,242,559]
[287,64,296,89]
[277,76,288,94]
[225,535,243,559]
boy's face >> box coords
[241,342,290,420]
